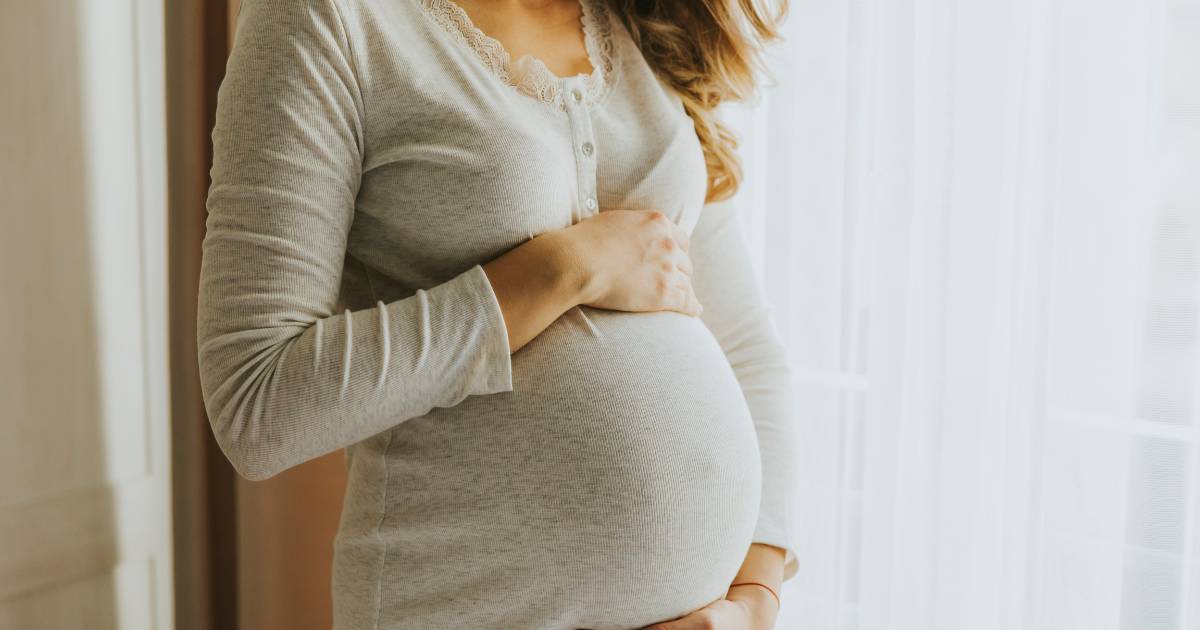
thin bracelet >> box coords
[728,581,781,610]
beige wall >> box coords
[0,1,173,628]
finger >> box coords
[669,283,703,317]
[657,235,679,254]
[671,221,691,252]
[642,600,726,630]
[645,209,672,227]
[658,255,691,277]
[673,250,694,277]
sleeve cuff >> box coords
[461,263,514,394]
[753,516,799,583]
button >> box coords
[581,141,594,157]
[584,197,597,211]
[570,88,583,103]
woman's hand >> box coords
[640,587,779,630]
[557,209,702,316]
[481,208,698,353]
[639,543,784,630]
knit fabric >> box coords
[197,0,799,627]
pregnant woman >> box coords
[197,0,799,628]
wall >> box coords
[0,1,174,628]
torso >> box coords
[329,1,763,628]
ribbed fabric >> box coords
[196,0,800,628]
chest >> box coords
[344,0,710,285]
[451,0,595,78]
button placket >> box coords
[562,77,599,220]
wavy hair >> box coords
[611,0,787,202]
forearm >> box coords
[726,543,786,627]
[482,232,592,353]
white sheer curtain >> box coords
[724,0,1200,628]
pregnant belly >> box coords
[361,307,762,629]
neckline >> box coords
[418,0,615,113]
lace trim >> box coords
[420,0,615,111]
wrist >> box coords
[538,229,603,306]
[727,584,779,627]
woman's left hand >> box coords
[641,589,778,629]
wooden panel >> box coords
[237,450,348,630]
[166,0,239,628]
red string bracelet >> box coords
[728,581,781,610]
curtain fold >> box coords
[724,1,1199,628]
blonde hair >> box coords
[611,0,787,202]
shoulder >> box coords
[233,0,435,65]
[231,0,366,54]
[226,0,384,95]
[235,0,341,27]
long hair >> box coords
[611,0,787,202]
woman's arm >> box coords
[644,544,785,630]
[688,197,800,584]
[725,543,787,627]
[199,0,697,481]
[198,0,516,481]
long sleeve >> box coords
[196,0,513,481]
[690,197,801,583]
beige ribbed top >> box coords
[197,0,799,627]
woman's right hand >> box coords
[556,209,703,317]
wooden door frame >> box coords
[165,2,238,629]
